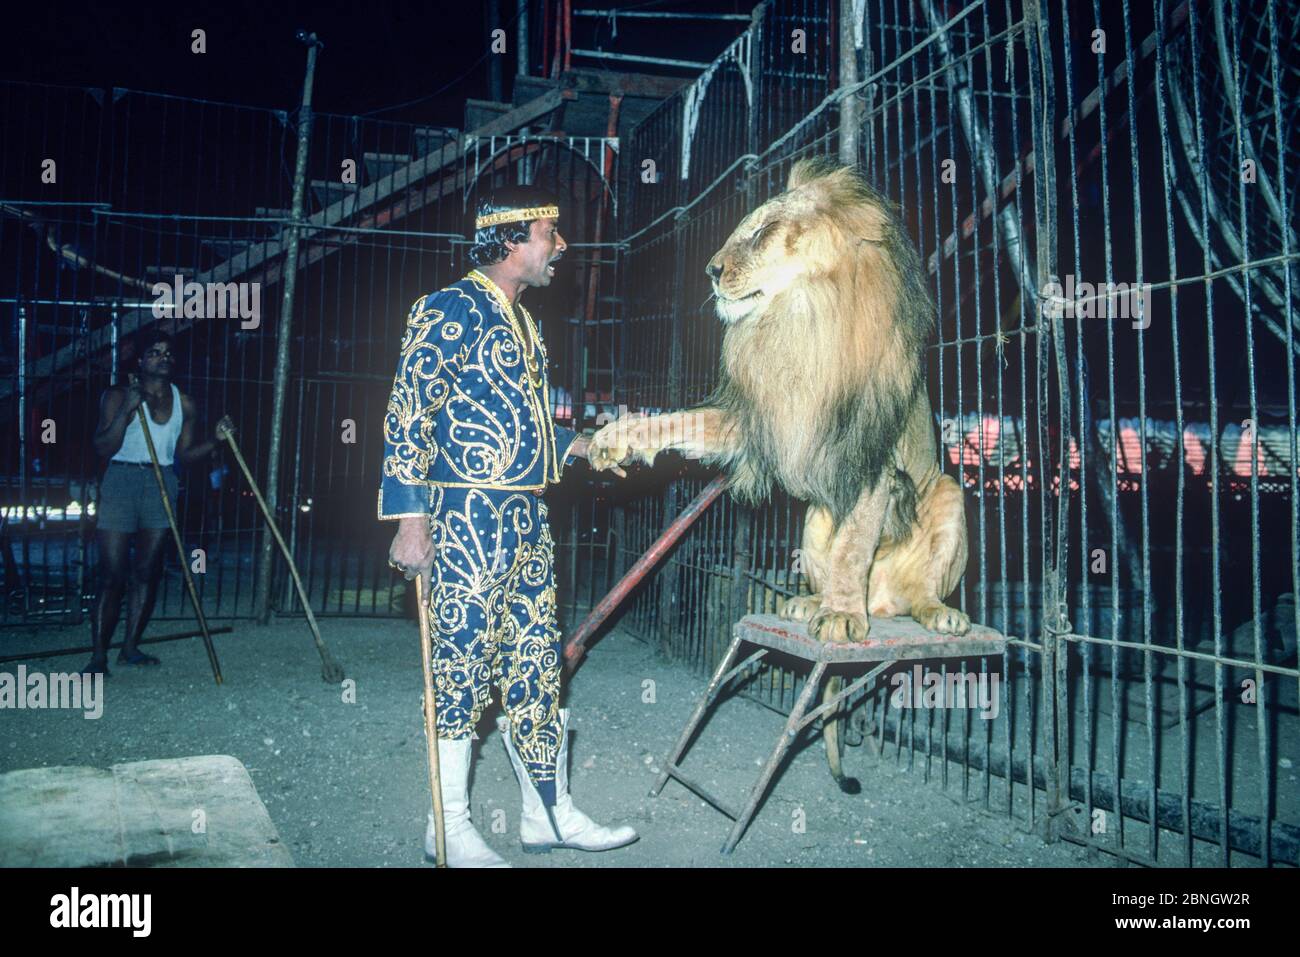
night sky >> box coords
[3,1,753,125]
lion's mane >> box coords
[700,158,936,527]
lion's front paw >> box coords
[917,603,971,636]
[780,594,823,623]
[587,425,627,472]
[589,414,658,471]
[810,608,870,644]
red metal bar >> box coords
[550,0,563,79]
[563,474,728,672]
[562,0,572,72]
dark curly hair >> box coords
[133,329,174,368]
[466,183,561,267]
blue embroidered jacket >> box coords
[377,269,581,519]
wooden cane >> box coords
[216,424,345,684]
[129,383,223,685]
[414,575,447,868]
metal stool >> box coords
[650,613,1006,854]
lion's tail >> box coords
[823,677,861,794]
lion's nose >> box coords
[706,260,722,281]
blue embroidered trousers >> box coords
[425,485,562,806]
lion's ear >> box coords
[787,157,843,190]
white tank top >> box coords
[113,383,184,466]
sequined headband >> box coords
[474,205,559,230]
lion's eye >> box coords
[751,222,776,244]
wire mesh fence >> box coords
[1,81,616,626]
[606,0,1297,867]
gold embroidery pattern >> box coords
[466,271,565,483]
[474,205,559,229]
[442,320,542,483]
[468,269,544,387]
[382,295,463,487]
[379,274,568,517]
[425,488,562,797]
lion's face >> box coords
[706,189,828,324]
[700,159,934,527]
[705,163,889,325]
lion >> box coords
[589,157,971,792]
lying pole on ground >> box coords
[0,626,235,665]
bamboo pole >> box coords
[131,388,223,684]
[218,422,345,683]
[414,576,447,868]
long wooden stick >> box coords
[414,576,447,868]
[217,426,344,683]
[132,398,223,685]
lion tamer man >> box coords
[379,185,638,867]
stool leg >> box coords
[721,661,827,855]
[650,634,744,797]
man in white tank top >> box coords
[84,331,228,675]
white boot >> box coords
[424,736,510,868]
[498,709,639,854]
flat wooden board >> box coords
[0,754,292,868]
[736,613,1007,663]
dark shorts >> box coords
[96,462,178,533]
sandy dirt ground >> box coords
[0,615,1105,867]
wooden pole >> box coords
[255,31,322,623]
[415,576,447,868]
[218,424,345,683]
[131,393,223,685]
[0,626,234,665]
